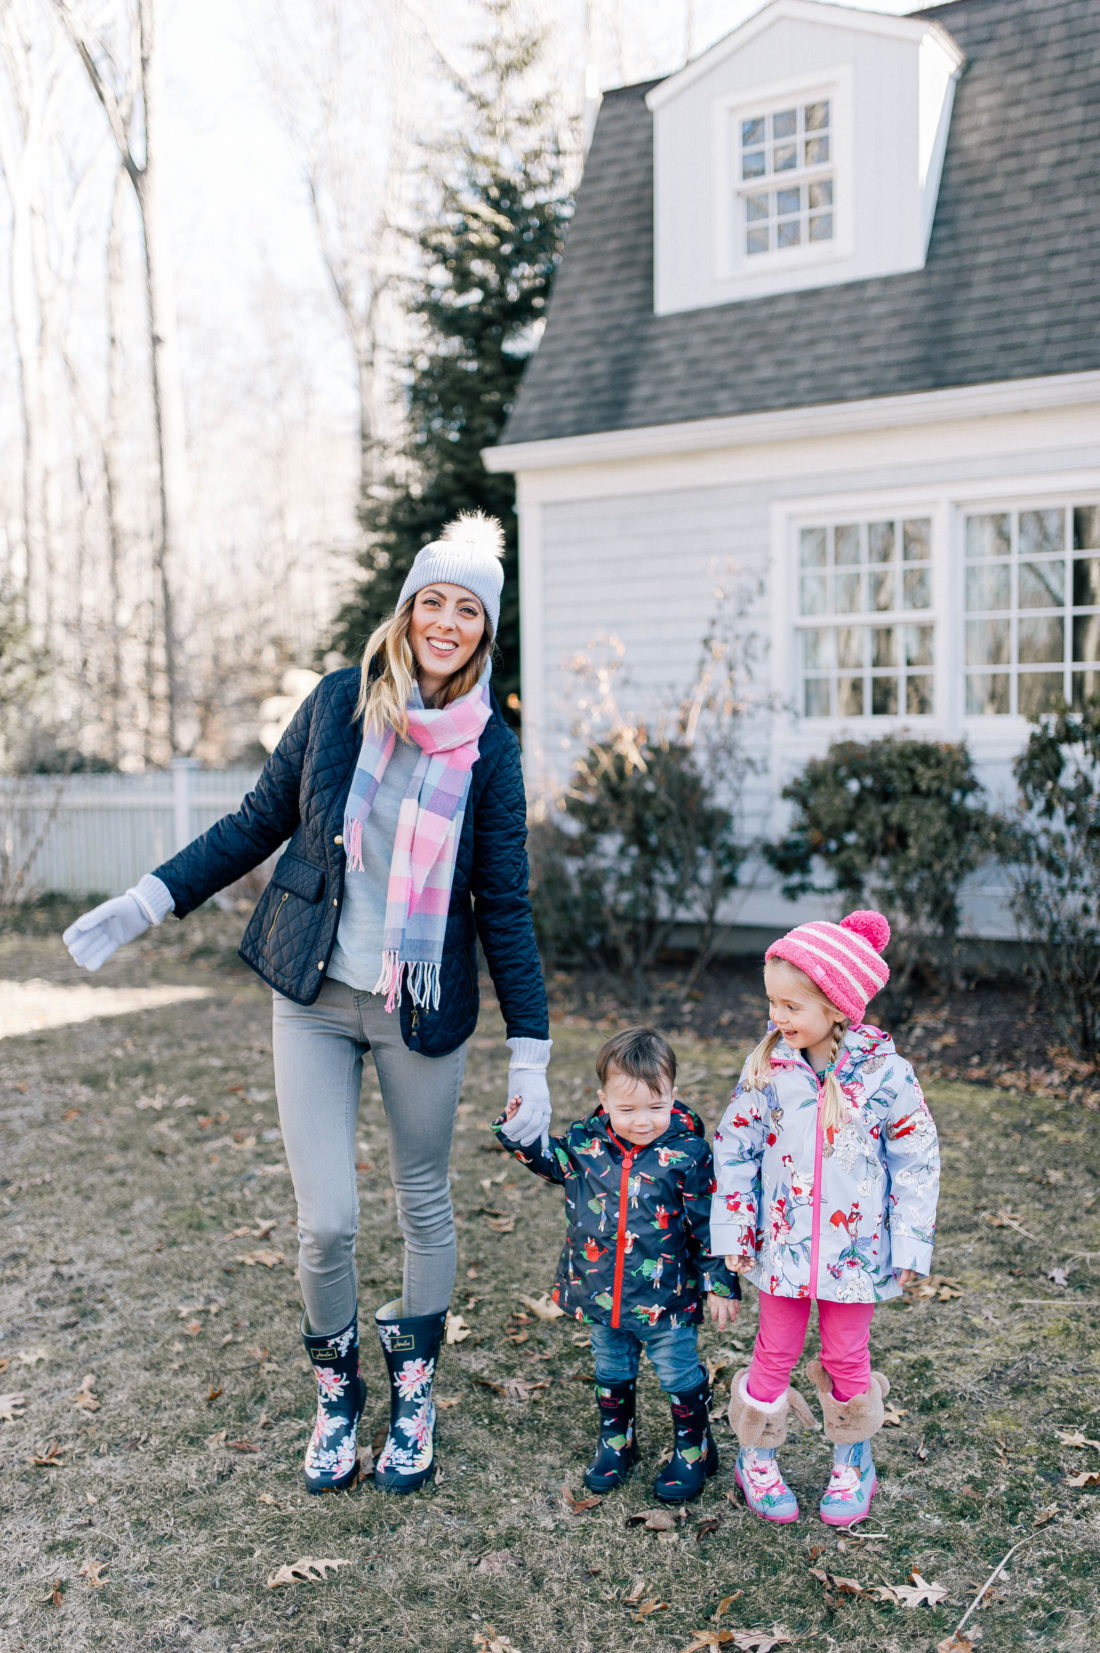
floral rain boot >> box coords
[584,1379,640,1492]
[728,1368,816,1524]
[654,1377,719,1503]
[373,1298,446,1493]
[300,1309,367,1493]
[806,1359,889,1527]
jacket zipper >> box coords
[808,1067,825,1301]
[264,890,289,943]
[610,1137,635,1329]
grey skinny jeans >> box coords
[272,980,467,1335]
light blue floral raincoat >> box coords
[710,1025,939,1304]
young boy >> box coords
[493,1027,740,1502]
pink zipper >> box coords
[808,1070,825,1301]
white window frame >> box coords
[713,66,854,283]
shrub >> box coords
[1006,698,1100,1058]
[767,736,996,1013]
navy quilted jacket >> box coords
[492,1102,740,1330]
[152,667,548,1056]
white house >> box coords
[484,0,1100,935]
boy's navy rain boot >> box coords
[584,1379,640,1492]
[373,1297,447,1493]
[300,1309,367,1493]
[654,1376,719,1503]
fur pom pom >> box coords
[840,909,891,953]
[438,510,505,560]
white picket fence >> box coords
[0,762,262,900]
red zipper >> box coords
[609,1134,635,1330]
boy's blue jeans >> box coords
[590,1322,705,1395]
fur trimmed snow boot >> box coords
[654,1377,720,1503]
[728,1368,815,1522]
[373,1298,446,1493]
[300,1309,367,1493]
[806,1358,889,1525]
[584,1379,640,1492]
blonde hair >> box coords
[354,597,494,738]
[744,964,850,1135]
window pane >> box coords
[745,192,770,222]
[834,571,861,613]
[902,519,931,562]
[774,143,797,171]
[1019,508,1063,557]
[904,624,934,667]
[1019,560,1065,607]
[808,179,833,210]
[742,118,765,147]
[1018,616,1064,663]
[1072,558,1100,606]
[871,570,895,611]
[799,527,827,567]
[872,627,896,667]
[871,677,898,715]
[1073,505,1100,550]
[966,564,1011,610]
[1018,672,1065,718]
[966,513,1011,559]
[868,521,894,563]
[742,150,766,180]
[777,220,801,247]
[834,525,861,565]
[808,212,833,241]
[746,226,769,254]
[799,573,827,615]
[776,187,801,217]
[966,619,1010,665]
[902,568,931,609]
[836,626,864,669]
[966,673,1010,715]
[805,100,830,131]
[804,136,829,164]
[772,109,797,138]
[801,628,832,668]
[837,677,864,716]
[1072,669,1100,709]
[1072,613,1100,663]
[803,678,831,717]
[906,675,934,715]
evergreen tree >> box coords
[329,0,569,720]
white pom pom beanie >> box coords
[397,511,506,636]
[765,910,891,1025]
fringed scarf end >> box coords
[345,818,364,873]
[374,950,403,1013]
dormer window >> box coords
[739,98,834,256]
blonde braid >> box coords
[819,1019,850,1135]
[742,1026,782,1092]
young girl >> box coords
[711,910,939,1526]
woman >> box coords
[64,512,552,1494]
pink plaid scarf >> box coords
[343,671,492,1013]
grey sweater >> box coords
[327,736,421,992]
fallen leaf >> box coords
[695,1517,721,1541]
[226,1439,261,1453]
[1056,1429,1100,1450]
[713,1592,744,1618]
[241,1249,285,1268]
[445,1313,471,1344]
[909,1275,963,1302]
[32,1441,64,1467]
[206,1385,224,1404]
[435,1394,462,1410]
[1032,1504,1059,1527]
[265,1556,351,1588]
[630,1598,668,1620]
[473,1377,549,1402]
[257,1493,278,1505]
[518,1292,563,1320]
[561,1483,602,1513]
[981,1209,1037,1240]
[0,1393,26,1423]
[729,1634,792,1652]
[16,1347,48,1367]
[937,1637,978,1653]
[46,1578,65,1607]
[916,1440,929,1462]
[656,1529,680,1546]
[484,1214,515,1233]
[890,1572,949,1608]
[623,1576,646,1603]
[809,1567,867,1598]
[476,1551,515,1577]
[73,1375,100,1414]
[627,1509,679,1531]
[471,1631,525,1653]
[1048,1267,1070,1287]
[882,1404,908,1427]
[79,1559,108,1588]
[1066,1470,1100,1488]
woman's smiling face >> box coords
[408,584,486,698]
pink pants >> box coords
[747,1295,875,1404]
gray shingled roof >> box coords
[499,0,1100,448]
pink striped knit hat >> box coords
[765,910,891,1024]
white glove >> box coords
[505,1036,553,1146]
[63,874,174,972]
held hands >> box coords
[725,1254,756,1274]
[708,1292,740,1331]
[504,1036,553,1146]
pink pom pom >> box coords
[840,909,891,953]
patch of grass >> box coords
[1,911,1099,1651]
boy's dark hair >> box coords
[595,1027,677,1093]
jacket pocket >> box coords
[269,851,325,902]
